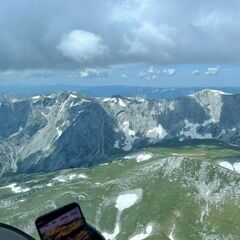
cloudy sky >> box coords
[1,0,240,87]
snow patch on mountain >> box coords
[102,189,142,240]
[32,95,41,100]
[121,121,138,151]
[219,161,234,171]
[56,127,62,137]
[102,97,129,108]
[81,99,91,103]
[146,124,167,140]
[119,98,127,107]
[41,111,48,118]
[181,119,212,139]
[189,89,233,97]
[206,89,233,95]
[219,161,240,173]
[129,224,153,240]
[115,193,138,211]
[102,224,120,240]
[53,173,88,183]
[168,224,176,240]
[69,94,78,98]
[124,152,153,162]
[136,97,146,103]
[2,183,30,193]
[102,97,112,103]
[10,98,22,103]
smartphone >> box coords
[35,202,91,240]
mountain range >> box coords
[1,89,240,176]
[1,85,240,100]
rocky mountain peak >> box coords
[0,89,240,176]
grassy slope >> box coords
[0,142,240,239]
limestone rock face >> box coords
[0,89,240,176]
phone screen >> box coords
[36,203,91,240]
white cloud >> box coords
[205,66,220,75]
[139,66,177,79]
[112,0,151,23]
[139,65,161,80]
[79,68,109,78]
[192,70,201,75]
[120,22,175,61]
[2,0,240,70]
[57,30,109,63]
[122,36,149,56]
[139,71,147,77]
[163,68,176,77]
[194,11,231,30]
[147,66,155,74]
[139,66,161,80]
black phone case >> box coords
[35,202,88,240]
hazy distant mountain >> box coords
[1,85,240,99]
[1,89,240,176]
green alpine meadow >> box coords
[0,141,240,240]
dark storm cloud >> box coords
[1,0,240,70]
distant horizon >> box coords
[1,83,240,89]
[1,63,240,87]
